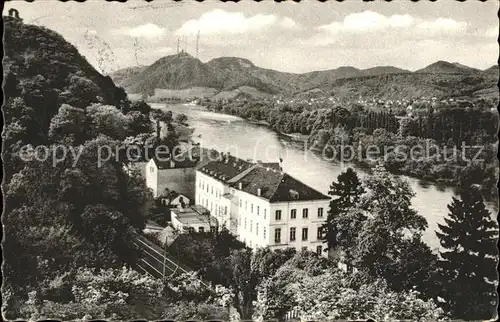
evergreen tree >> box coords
[436,186,498,320]
[323,168,365,255]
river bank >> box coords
[197,101,497,202]
[151,102,499,250]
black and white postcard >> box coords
[2,0,499,320]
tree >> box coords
[174,113,189,126]
[292,272,445,321]
[228,249,259,319]
[127,110,152,136]
[65,74,101,108]
[253,250,333,320]
[252,247,296,279]
[86,104,130,140]
[48,104,87,145]
[436,186,498,320]
[323,168,365,264]
[349,165,435,295]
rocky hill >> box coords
[3,15,130,139]
[110,51,497,101]
[415,61,480,74]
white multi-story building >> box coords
[195,153,330,256]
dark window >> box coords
[199,227,205,233]
[317,227,323,239]
[275,228,281,243]
[275,210,282,220]
[291,209,297,219]
[302,208,309,218]
[318,207,324,218]
[316,245,322,255]
[302,228,308,241]
[290,227,296,241]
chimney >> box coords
[257,188,262,196]
[256,160,262,165]
[238,182,243,190]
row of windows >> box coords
[275,207,323,221]
[275,226,324,243]
[188,226,217,233]
[298,245,323,255]
[197,196,227,217]
[240,218,267,238]
[239,199,267,218]
[198,180,222,199]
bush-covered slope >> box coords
[3,16,130,140]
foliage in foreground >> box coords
[253,251,445,321]
[12,267,228,321]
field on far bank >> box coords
[152,87,218,101]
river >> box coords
[153,103,497,251]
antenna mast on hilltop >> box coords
[196,30,200,59]
[177,37,188,55]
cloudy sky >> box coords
[4,0,498,74]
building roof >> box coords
[199,153,329,203]
[231,166,330,202]
[172,205,218,226]
[152,146,219,170]
[198,154,254,183]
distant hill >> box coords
[415,61,480,74]
[483,65,499,76]
[316,71,498,101]
[108,66,147,88]
[110,52,496,101]
[360,66,410,76]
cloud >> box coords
[312,12,469,46]
[485,26,499,38]
[317,11,466,34]
[115,23,166,39]
[318,11,414,34]
[279,17,300,30]
[416,18,468,34]
[175,9,298,35]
